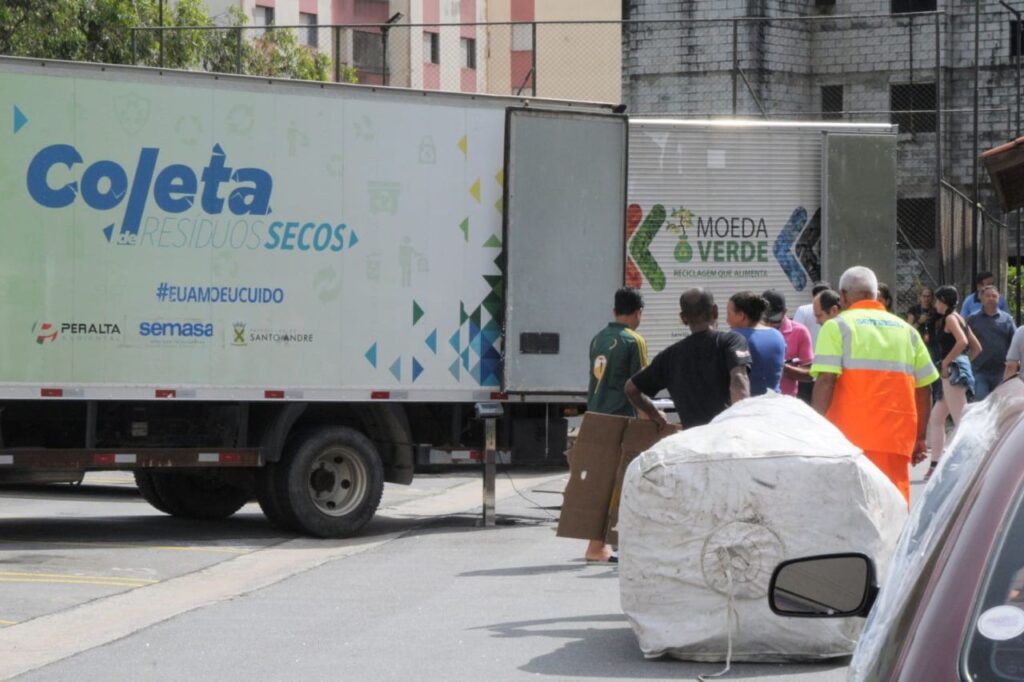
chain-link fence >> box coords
[132,11,1021,313]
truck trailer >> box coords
[0,57,629,536]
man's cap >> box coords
[762,289,786,323]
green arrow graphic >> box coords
[629,205,666,292]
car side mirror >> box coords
[768,553,878,618]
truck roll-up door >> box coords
[822,133,898,288]
[502,108,628,394]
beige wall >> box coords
[485,0,621,102]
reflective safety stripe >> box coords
[814,354,844,367]
[835,316,853,361]
[844,358,916,375]
[915,363,937,381]
[910,327,920,351]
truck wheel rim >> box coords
[307,446,368,517]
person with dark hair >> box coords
[906,286,936,342]
[582,287,649,563]
[811,266,938,504]
[926,284,981,480]
[967,284,1014,401]
[727,291,786,395]
[877,283,894,312]
[814,289,842,326]
[961,271,1010,317]
[626,288,751,428]
[763,289,814,398]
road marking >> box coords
[0,539,252,555]
[0,472,567,680]
[0,621,15,626]
[0,572,157,588]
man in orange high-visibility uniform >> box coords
[811,266,938,504]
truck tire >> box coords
[255,462,296,533]
[271,427,384,538]
[150,471,253,520]
[133,471,173,514]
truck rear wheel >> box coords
[270,427,384,538]
[134,470,173,514]
[150,471,254,520]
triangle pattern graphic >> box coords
[449,358,461,380]
[461,348,470,370]
[425,329,437,354]
[469,321,480,342]
[471,361,483,384]
[102,224,115,243]
[483,235,501,248]
[412,301,425,326]
[460,302,468,325]
[365,342,378,368]
[449,329,460,354]
[412,357,424,383]
[458,135,468,156]
[469,179,481,203]
[13,106,27,134]
[493,196,503,214]
[495,169,504,186]
[389,357,402,381]
[470,306,482,330]
[459,218,469,242]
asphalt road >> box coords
[0,464,932,681]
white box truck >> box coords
[626,119,898,356]
[0,57,629,536]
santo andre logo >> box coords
[25,143,357,254]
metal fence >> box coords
[131,12,1021,314]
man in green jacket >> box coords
[583,287,648,562]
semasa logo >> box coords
[139,321,214,338]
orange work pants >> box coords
[864,450,910,508]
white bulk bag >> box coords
[619,393,907,662]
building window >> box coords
[511,23,533,51]
[423,32,440,65]
[891,0,936,13]
[821,85,843,121]
[461,37,477,69]
[890,83,936,134]
[301,12,317,49]
[897,197,936,250]
[255,6,274,35]
[1012,20,1023,58]
[353,30,384,71]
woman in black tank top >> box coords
[925,285,979,479]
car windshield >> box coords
[850,384,1024,680]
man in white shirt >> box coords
[793,281,832,347]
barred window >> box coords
[891,83,936,134]
[897,197,936,250]
[461,38,477,69]
[353,31,383,71]
[891,0,936,14]
[300,12,317,49]
[424,32,440,65]
[821,85,843,121]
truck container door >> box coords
[502,109,627,394]
[822,133,898,288]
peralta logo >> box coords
[32,322,58,344]
[32,321,122,344]
[26,143,272,245]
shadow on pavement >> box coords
[0,511,425,548]
[474,614,850,679]
[0,483,142,502]
[459,562,619,579]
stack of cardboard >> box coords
[556,412,679,545]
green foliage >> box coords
[1009,265,1023,323]
[0,0,355,84]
